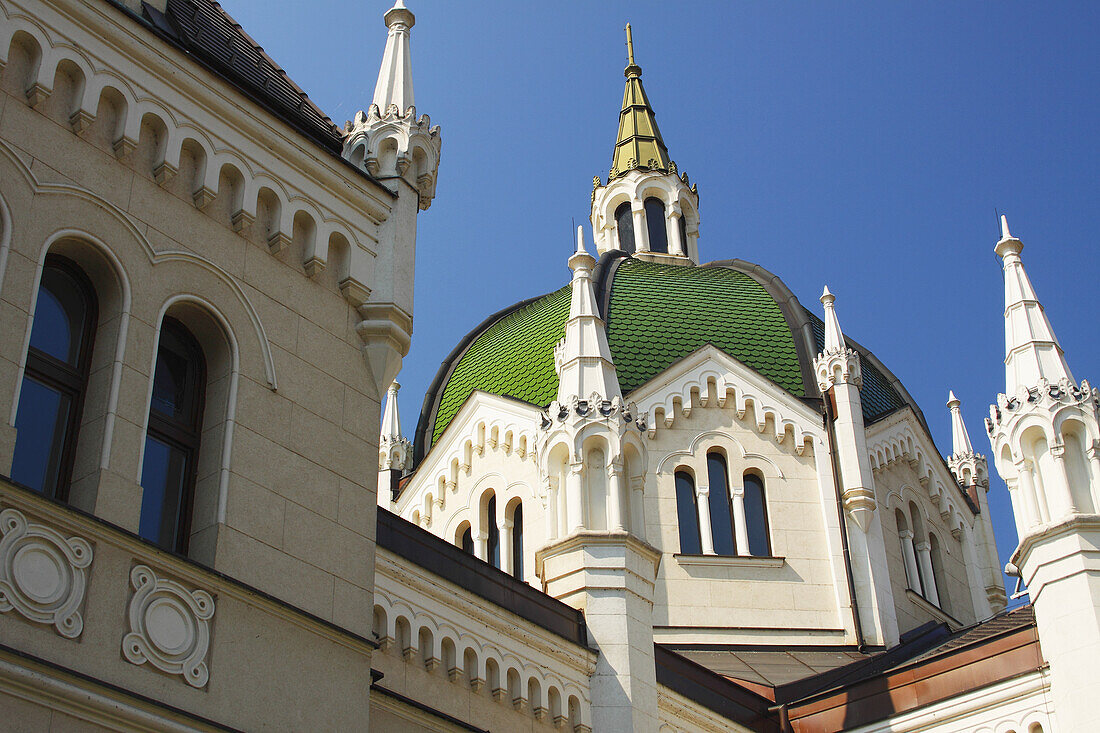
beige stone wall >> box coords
[0,0,399,636]
[0,484,375,730]
[646,400,848,644]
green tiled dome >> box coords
[415,255,906,459]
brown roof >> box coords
[123,0,345,154]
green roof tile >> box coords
[432,286,571,443]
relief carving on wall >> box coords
[0,507,93,638]
[122,564,215,688]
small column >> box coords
[899,529,923,594]
[695,484,715,555]
[630,477,646,541]
[500,519,514,575]
[1015,459,1042,528]
[667,209,685,256]
[474,530,488,562]
[545,480,558,541]
[632,205,650,252]
[730,483,750,556]
[566,462,584,533]
[914,540,940,606]
[1049,442,1078,516]
[1086,440,1100,510]
[607,461,626,531]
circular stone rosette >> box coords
[122,565,215,687]
[0,507,93,638]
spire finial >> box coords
[626,23,635,66]
[946,389,974,456]
[373,0,416,113]
[1000,214,1012,241]
[820,285,846,353]
[569,225,596,273]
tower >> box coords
[344,0,442,395]
[814,287,900,647]
[535,227,659,733]
[590,25,700,263]
[986,216,1100,731]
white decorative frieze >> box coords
[0,507,93,639]
[122,565,215,688]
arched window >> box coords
[644,197,668,254]
[615,202,635,254]
[929,533,948,612]
[706,452,736,555]
[675,470,702,554]
[12,256,97,500]
[678,215,688,256]
[139,318,206,553]
[511,503,523,579]
[460,525,474,555]
[486,495,500,568]
[743,472,771,556]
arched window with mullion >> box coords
[615,202,636,254]
[743,471,771,556]
[511,503,523,579]
[674,470,702,554]
[706,452,737,555]
[139,318,206,554]
[12,256,98,500]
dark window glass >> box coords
[12,258,97,499]
[139,318,205,553]
[487,495,500,568]
[744,473,771,556]
[679,215,687,255]
[511,504,523,579]
[675,471,702,554]
[460,527,474,554]
[707,452,737,555]
[645,198,668,254]
[615,203,636,254]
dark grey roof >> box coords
[126,0,345,154]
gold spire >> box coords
[610,23,671,180]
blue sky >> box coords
[223,1,1099,595]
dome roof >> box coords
[414,253,916,461]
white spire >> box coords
[994,215,1073,393]
[555,226,621,402]
[381,380,403,441]
[372,0,416,114]
[946,390,974,456]
[820,285,845,352]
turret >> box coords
[535,226,660,732]
[343,0,443,396]
[378,380,412,504]
[814,286,900,647]
[985,216,1100,731]
[946,391,1003,617]
[590,25,700,263]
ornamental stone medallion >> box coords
[0,507,93,638]
[122,565,215,688]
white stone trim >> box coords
[122,564,215,688]
[0,507,92,638]
[631,345,822,452]
[674,553,785,569]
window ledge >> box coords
[905,589,962,629]
[674,553,785,569]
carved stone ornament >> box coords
[0,507,93,638]
[122,565,215,688]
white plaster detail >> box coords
[122,565,215,688]
[0,508,92,638]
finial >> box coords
[569,225,596,273]
[947,390,960,408]
[626,23,635,66]
[820,285,835,306]
[389,380,401,395]
[1000,214,1012,241]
